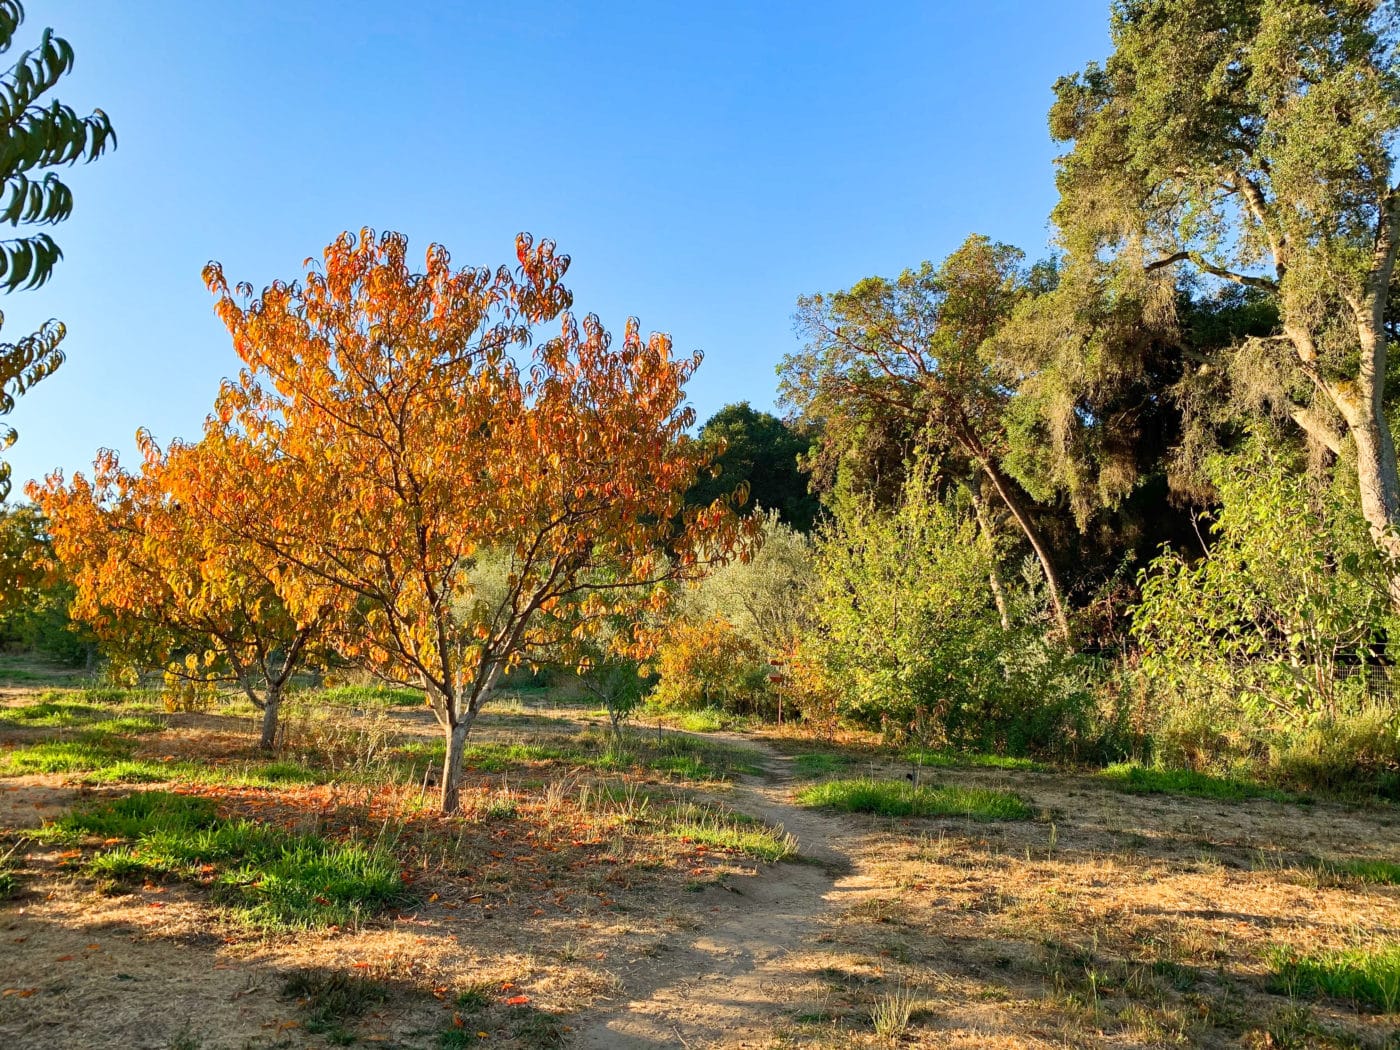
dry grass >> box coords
[1,689,1398,1048]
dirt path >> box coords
[571,744,876,1049]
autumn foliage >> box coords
[29,436,322,748]
[188,229,749,811]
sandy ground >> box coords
[1,699,1398,1048]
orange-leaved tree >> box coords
[30,433,324,749]
[197,229,750,812]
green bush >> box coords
[1132,443,1395,788]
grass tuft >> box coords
[1099,762,1295,802]
[0,736,135,775]
[1326,858,1400,885]
[313,684,425,708]
[905,748,1046,772]
[796,777,1031,821]
[56,791,404,928]
[1268,943,1400,1013]
[281,968,393,1042]
[668,805,798,862]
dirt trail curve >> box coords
[571,743,877,1050]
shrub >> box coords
[1130,443,1400,795]
[649,616,773,716]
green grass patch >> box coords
[57,789,218,838]
[0,736,135,775]
[47,686,165,707]
[0,701,106,727]
[796,777,1032,821]
[646,708,735,733]
[1269,943,1400,1013]
[1100,762,1295,802]
[905,748,1047,772]
[312,684,425,708]
[0,701,165,734]
[1325,858,1400,885]
[388,729,763,783]
[57,791,404,928]
[0,840,24,900]
[790,753,852,778]
[667,806,797,861]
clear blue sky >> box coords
[5,0,1110,492]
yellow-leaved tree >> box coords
[31,434,325,748]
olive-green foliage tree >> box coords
[687,403,821,532]
[0,1,113,497]
[1051,0,1400,597]
[807,460,996,740]
[805,452,1101,754]
[681,509,816,657]
[1133,438,1397,784]
[783,235,1072,637]
[0,501,89,663]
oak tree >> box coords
[782,235,1072,637]
[1051,0,1400,597]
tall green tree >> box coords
[0,1,114,498]
[687,402,821,531]
[782,235,1073,637]
[1050,0,1400,595]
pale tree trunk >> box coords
[440,716,474,814]
[971,451,1071,640]
[1340,313,1400,607]
[437,657,508,814]
[969,490,1011,631]
[1314,198,1400,608]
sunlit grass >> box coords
[58,791,405,929]
[1100,762,1296,802]
[1269,943,1400,1013]
[796,777,1032,821]
[0,736,135,774]
[665,803,797,862]
[904,748,1047,772]
[311,684,425,708]
[1332,858,1400,885]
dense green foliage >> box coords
[687,402,820,531]
[0,1,114,497]
[0,503,89,662]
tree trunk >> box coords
[1348,411,1400,603]
[1326,286,1400,608]
[258,687,282,751]
[439,717,473,814]
[971,452,1071,639]
[969,491,1011,631]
